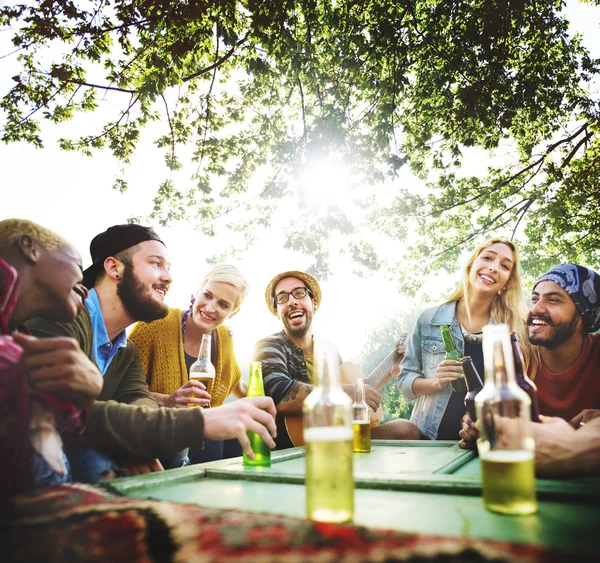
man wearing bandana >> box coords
[527,264,600,424]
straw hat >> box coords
[264,270,322,315]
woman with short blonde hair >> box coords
[130,264,249,464]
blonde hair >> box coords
[446,237,537,374]
[0,218,69,258]
[197,264,249,313]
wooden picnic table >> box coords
[107,440,600,552]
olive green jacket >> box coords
[27,307,205,459]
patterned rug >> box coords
[0,483,592,562]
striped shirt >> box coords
[253,330,342,404]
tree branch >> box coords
[429,122,591,217]
[182,36,247,82]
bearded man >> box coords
[28,225,276,482]
[253,270,420,450]
[526,263,600,423]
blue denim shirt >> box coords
[85,289,128,376]
[398,301,464,440]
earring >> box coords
[115,274,120,279]
[498,287,505,295]
[189,294,196,311]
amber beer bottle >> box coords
[352,379,371,453]
[188,334,215,407]
[303,341,354,523]
[475,324,537,515]
[461,356,483,421]
[440,325,467,392]
[243,362,271,467]
[510,333,540,422]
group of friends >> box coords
[1,220,599,503]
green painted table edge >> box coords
[105,440,600,502]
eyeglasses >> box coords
[274,286,313,305]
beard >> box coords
[117,265,169,323]
[527,311,580,348]
[282,308,313,338]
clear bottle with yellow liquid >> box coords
[352,378,371,453]
[475,324,537,515]
[303,341,354,523]
[188,334,215,408]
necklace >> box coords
[456,301,485,344]
[461,326,484,344]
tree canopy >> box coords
[1,0,599,285]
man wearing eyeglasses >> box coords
[253,270,420,449]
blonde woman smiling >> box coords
[398,238,533,441]
[130,264,249,462]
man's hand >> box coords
[119,458,164,476]
[342,383,381,413]
[156,380,211,408]
[15,332,102,408]
[532,415,577,477]
[569,409,600,428]
[389,338,408,379]
[458,412,479,449]
[202,397,277,460]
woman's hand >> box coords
[435,359,464,390]
[154,380,211,408]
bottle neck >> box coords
[247,361,264,397]
[353,379,366,404]
[462,358,483,391]
[441,326,458,355]
[198,334,212,361]
[487,339,517,386]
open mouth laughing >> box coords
[478,273,496,286]
[287,309,305,323]
[153,284,168,300]
[527,314,553,330]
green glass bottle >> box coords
[440,325,467,393]
[243,362,271,467]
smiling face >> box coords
[191,281,241,334]
[468,242,515,296]
[116,240,172,322]
[38,243,88,322]
[527,281,582,348]
[274,276,317,338]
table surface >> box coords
[107,441,600,551]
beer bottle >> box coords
[475,324,537,515]
[440,325,467,393]
[510,332,540,422]
[303,340,354,523]
[352,378,371,453]
[188,334,215,408]
[243,362,271,467]
[461,356,483,422]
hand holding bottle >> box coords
[202,397,277,460]
[435,360,464,390]
[162,380,211,408]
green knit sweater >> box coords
[27,308,205,459]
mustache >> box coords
[526,313,554,326]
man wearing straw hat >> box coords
[254,270,420,449]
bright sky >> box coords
[1,1,599,371]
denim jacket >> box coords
[397,301,464,440]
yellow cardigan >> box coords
[129,308,241,407]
